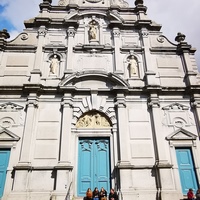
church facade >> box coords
[0,0,200,200]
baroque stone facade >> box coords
[0,1,200,200]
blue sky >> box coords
[0,0,200,69]
[0,5,15,31]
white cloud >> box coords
[1,0,200,68]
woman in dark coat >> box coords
[108,188,118,200]
[93,187,99,200]
[99,187,107,200]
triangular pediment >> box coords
[166,128,197,141]
[0,102,24,112]
[162,102,189,111]
[0,129,20,141]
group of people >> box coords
[187,188,200,200]
[84,187,118,200]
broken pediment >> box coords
[0,128,20,141]
[162,103,189,111]
[0,102,24,112]
[166,128,197,141]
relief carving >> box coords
[0,117,15,128]
[76,112,111,128]
[162,103,194,127]
[0,102,23,112]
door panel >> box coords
[78,140,93,194]
[0,149,10,198]
[78,138,110,196]
[176,148,198,194]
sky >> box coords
[0,0,200,69]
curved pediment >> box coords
[59,71,129,90]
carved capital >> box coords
[61,97,73,108]
[191,100,200,108]
[140,28,149,37]
[112,28,121,38]
[67,27,76,37]
[26,95,38,108]
[148,95,160,108]
[115,95,126,108]
[38,26,47,37]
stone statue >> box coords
[50,55,59,75]
[89,21,98,40]
[111,0,129,7]
[128,56,138,77]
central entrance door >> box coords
[78,137,110,196]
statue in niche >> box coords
[127,55,138,77]
[49,54,60,75]
[76,112,111,128]
[88,20,98,41]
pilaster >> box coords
[140,28,159,86]
[191,94,200,135]
[115,93,131,165]
[30,26,47,83]
[112,28,123,75]
[148,93,168,164]
[175,32,197,86]
[65,27,76,75]
[59,93,73,165]
[19,94,38,164]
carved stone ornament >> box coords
[76,111,111,128]
[86,0,102,2]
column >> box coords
[19,93,38,164]
[65,27,76,75]
[112,28,123,75]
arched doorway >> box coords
[76,111,112,196]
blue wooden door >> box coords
[78,138,110,196]
[0,149,10,198]
[176,148,198,194]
